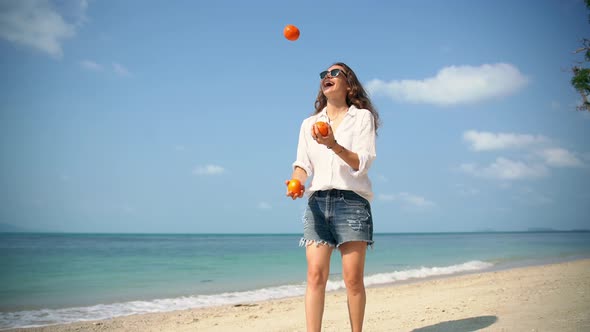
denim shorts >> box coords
[300,189,374,248]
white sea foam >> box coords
[326,260,493,291]
[0,260,492,330]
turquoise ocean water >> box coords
[1,231,590,329]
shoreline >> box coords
[5,258,590,331]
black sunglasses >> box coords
[319,68,346,79]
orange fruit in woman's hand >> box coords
[283,24,300,41]
[287,179,302,195]
[315,121,329,136]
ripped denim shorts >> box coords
[300,189,374,248]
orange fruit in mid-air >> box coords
[315,121,329,136]
[287,179,302,195]
[283,24,300,41]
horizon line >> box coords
[1,229,589,235]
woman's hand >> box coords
[285,179,305,200]
[311,123,337,149]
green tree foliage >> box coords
[572,0,590,111]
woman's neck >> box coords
[326,100,349,117]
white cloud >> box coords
[80,59,103,71]
[463,130,548,151]
[537,148,583,167]
[454,184,479,196]
[0,0,87,58]
[439,45,452,54]
[193,164,225,175]
[113,63,131,76]
[460,158,548,180]
[378,194,396,201]
[79,60,132,77]
[460,130,586,181]
[257,202,272,210]
[378,192,435,207]
[375,174,388,182]
[366,63,528,106]
[122,205,137,214]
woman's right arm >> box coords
[291,166,308,184]
[285,166,308,199]
[287,120,312,199]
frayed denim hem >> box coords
[336,240,374,250]
[299,238,335,248]
[299,238,373,250]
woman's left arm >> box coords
[331,141,360,171]
[335,112,376,175]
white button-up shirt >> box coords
[292,105,377,201]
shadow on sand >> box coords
[411,315,498,332]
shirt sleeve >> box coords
[349,111,376,177]
[292,120,313,177]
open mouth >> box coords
[323,81,334,88]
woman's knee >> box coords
[307,266,329,287]
[343,273,365,293]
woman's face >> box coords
[320,65,349,101]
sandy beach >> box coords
[7,259,590,332]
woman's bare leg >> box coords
[305,243,333,332]
[340,242,368,332]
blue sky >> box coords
[1,0,589,233]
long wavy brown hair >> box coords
[314,62,380,132]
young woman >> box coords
[286,62,380,332]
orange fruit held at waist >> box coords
[287,179,302,194]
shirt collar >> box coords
[319,104,359,118]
